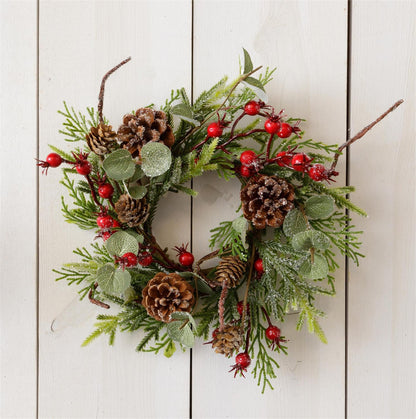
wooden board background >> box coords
[0,0,414,418]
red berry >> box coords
[207,122,223,138]
[179,251,194,266]
[235,352,251,368]
[122,252,138,267]
[98,184,114,199]
[308,164,326,181]
[291,153,310,172]
[96,215,113,229]
[46,153,62,168]
[266,325,281,341]
[240,150,257,166]
[239,166,252,178]
[277,123,292,138]
[244,100,261,116]
[102,231,112,241]
[264,119,280,134]
[75,160,92,175]
[139,253,153,267]
[212,329,218,339]
[254,258,264,274]
[276,151,292,167]
[112,219,120,228]
[236,301,249,316]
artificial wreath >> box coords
[38,51,402,392]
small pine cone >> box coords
[142,272,195,323]
[240,175,295,229]
[114,194,149,227]
[117,108,175,158]
[85,123,117,156]
[215,256,246,288]
[212,324,243,357]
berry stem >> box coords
[86,174,103,210]
[228,111,246,139]
[265,133,275,159]
[98,57,132,124]
[261,306,272,327]
[219,128,265,150]
[330,99,403,172]
[190,135,209,152]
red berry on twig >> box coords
[239,150,257,166]
[96,215,113,229]
[265,325,287,350]
[98,183,114,199]
[264,119,280,134]
[138,252,153,267]
[308,164,326,181]
[229,352,251,378]
[122,252,138,267]
[244,100,261,116]
[277,123,292,138]
[291,153,311,172]
[254,258,264,274]
[76,160,92,175]
[239,166,252,178]
[46,153,62,167]
[237,301,249,316]
[276,151,292,167]
[207,122,223,138]
[174,243,194,266]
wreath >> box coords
[38,51,402,392]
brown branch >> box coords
[88,283,110,309]
[330,99,404,172]
[241,244,256,327]
[218,282,229,331]
[98,57,132,123]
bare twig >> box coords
[98,57,132,123]
[88,282,110,309]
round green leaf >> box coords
[299,255,329,279]
[283,209,309,237]
[103,149,136,181]
[105,231,139,257]
[128,184,147,199]
[96,264,131,294]
[141,142,172,177]
[292,230,331,251]
[170,311,197,329]
[305,196,335,220]
[166,320,195,348]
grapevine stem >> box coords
[88,282,110,309]
[218,282,229,332]
[241,244,256,327]
[98,57,132,124]
[330,99,403,172]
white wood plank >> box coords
[348,2,416,418]
[38,1,191,417]
[0,1,38,418]
[192,1,348,417]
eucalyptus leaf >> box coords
[125,230,144,244]
[243,78,268,103]
[299,255,329,279]
[243,48,253,73]
[164,340,176,358]
[171,104,199,125]
[103,149,136,181]
[170,311,197,329]
[166,319,195,348]
[141,142,172,177]
[305,196,335,220]
[128,184,147,199]
[123,286,138,303]
[292,229,331,251]
[128,165,144,183]
[105,230,139,256]
[96,264,131,294]
[283,209,308,237]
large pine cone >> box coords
[211,324,243,357]
[85,123,117,156]
[241,175,295,229]
[117,108,175,158]
[142,272,195,323]
[114,194,149,227]
[215,256,246,288]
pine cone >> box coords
[215,256,246,288]
[85,123,117,156]
[117,108,175,158]
[240,175,295,229]
[142,272,195,323]
[114,194,149,227]
[211,324,243,357]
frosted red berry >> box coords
[207,122,223,138]
[112,219,120,228]
[239,166,252,178]
[266,325,281,341]
[308,164,326,181]
[276,151,292,167]
[244,100,261,116]
[236,301,249,316]
[291,153,310,172]
[254,258,264,274]
[235,352,251,368]
[179,252,194,266]
[102,231,112,241]
[277,123,292,138]
[123,252,138,267]
[240,150,257,166]
[46,153,62,168]
[75,160,92,175]
[139,252,153,267]
[98,184,114,199]
[96,215,113,229]
[264,119,280,134]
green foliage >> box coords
[141,142,172,177]
[103,149,136,180]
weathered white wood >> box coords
[38,1,191,417]
[0,1,38,418]
[348,2,416,418]
[192,1,348,417]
